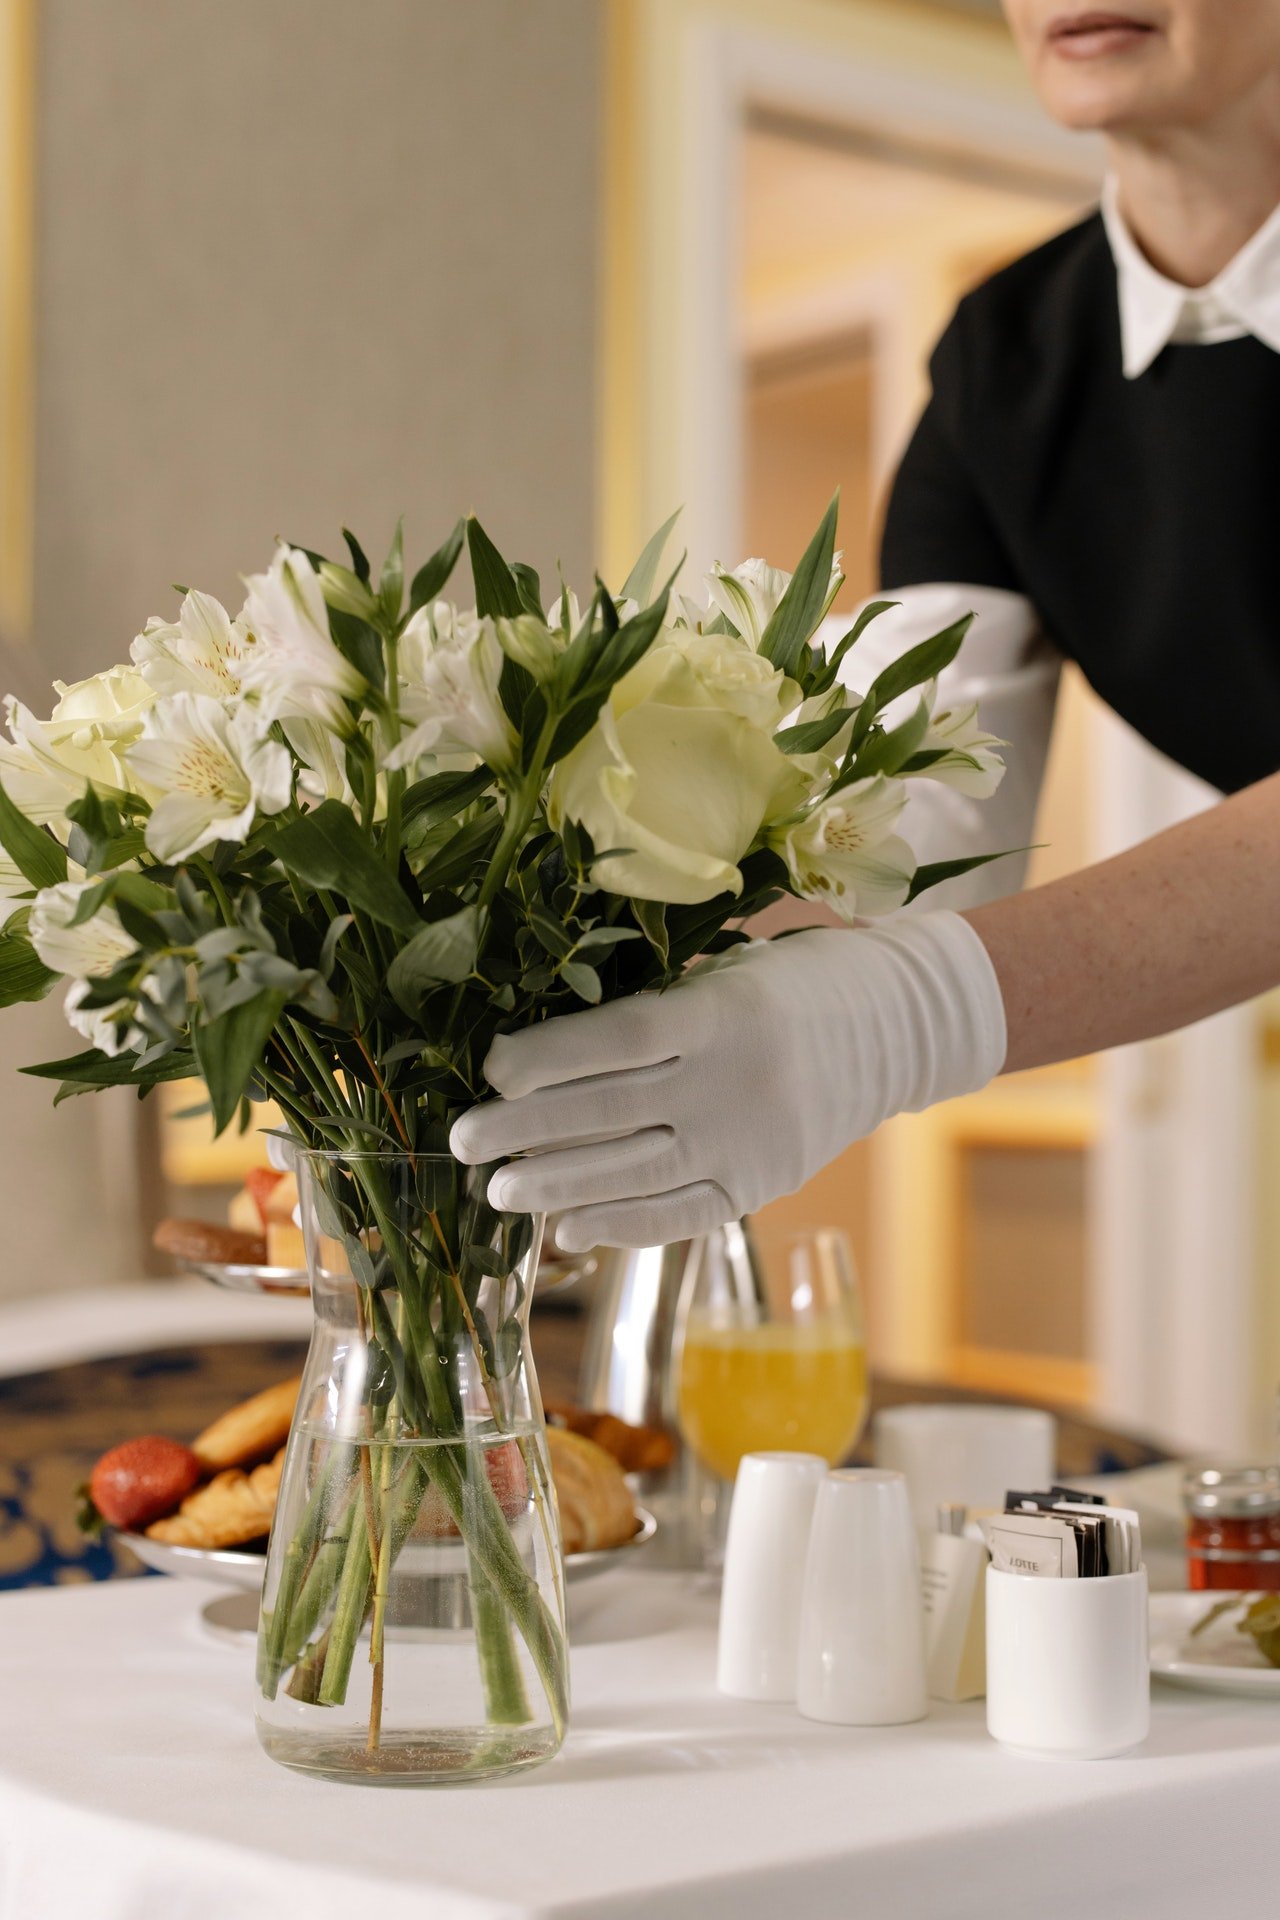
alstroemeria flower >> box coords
[127,694,292,861]
[704,552,843,651]
[914,695,1006,798]
[770,774,916,920]
[131,590,255,700]
[29,879,135,980]
[239,545,366,733]
[387,601,517,773]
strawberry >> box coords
[88,1436,203,1532]
[244,1166,286,1229]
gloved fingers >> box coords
[483,993,679,1100]
[486,1127,680,1216]
[552,1179,738,1253]
[450,1058,678,1165]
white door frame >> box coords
[659,4,1257,1453]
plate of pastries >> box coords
[153,1163,599,1299]
[85,1380,668,1589]
[152,1165,309,1295]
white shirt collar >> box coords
[1101,176,1280,378]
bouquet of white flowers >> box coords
[0,499,1003,1780]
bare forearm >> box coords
[966,771,1280,1073]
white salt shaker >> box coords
[717,1451,827,1701]
[796,1468,928,1726]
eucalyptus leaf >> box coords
[560,959,602,1004]
[387,905,480,1018]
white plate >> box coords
[1149,1591,1280,1696]
[176,1255,309,1297]
[118,1506,657,1594]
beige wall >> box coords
[0,0,602,1297]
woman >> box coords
[451,0,1280,1251]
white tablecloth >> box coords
[0,1280,310,1378]
[4,1573,1279,1919]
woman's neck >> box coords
[1107,93,1280,286]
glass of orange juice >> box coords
[675,1223,868,1566]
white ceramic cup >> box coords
[985,1564,1150,1759]
[873,1403,1056,1529]
[796,1468,928,1726]
[717,1451,828,1701]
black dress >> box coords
[880,212,1280,794]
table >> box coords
[4,1572,1279,1919]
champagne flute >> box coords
[675,1223,869,1567]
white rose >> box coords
[770,775,916,920]
[548,640,809,905]
[674,629,800,731]
[131,590,255,700]
[387,601,516,773]
[239,545,366,733]
[0,667,156,824]
[126,694,293,861]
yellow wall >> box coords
[0,0,32,642]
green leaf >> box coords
[773,707,852,755]
[379,516,404,623]
[193,991,289,1135]
[466,516,524,620]
[0,781,68,889]
[758,492,840,676]
[573,925,642,954]
[268,801,420,934]
[905,850,1013,904]
[632,898,669,968]
[510,562,545,621]
[409,518,465,612]
[22,1046,196,1087]
[402,766,494,829]
[411,810,502,892]
[842,692,933,784]
[387,905,480,1017]
[560,959,602,1004]
[0,932,57,1008]
[806,599,897,697]
[527,904,574,960]
[845,615,972,757]
[342,527,372,584]
[545,583,671,763]
[620,507,682,605]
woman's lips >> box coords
[1046,11,1157,59]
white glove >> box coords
[450,911,1007,1252]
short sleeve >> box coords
[879,310,1023,594]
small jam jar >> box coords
[1184,1467,1280,1591]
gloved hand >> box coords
[450,911,1007,1252]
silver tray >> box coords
[118,1505,657,1592]
[176,1255,309,1297]
[178,1245,595,1299]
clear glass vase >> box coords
[254,1146,568,1784]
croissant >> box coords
[146,1450,285,1550]
[545,1427,638,1554]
